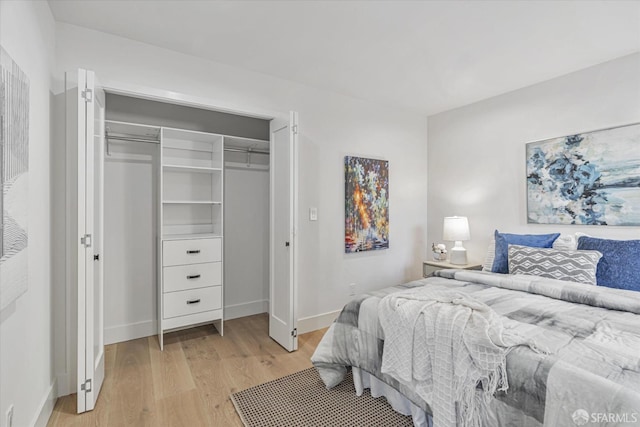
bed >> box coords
[311,269,640,427]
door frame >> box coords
[63,79,301,393]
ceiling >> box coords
[48,1,640,116]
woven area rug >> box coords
[230,367,413,427]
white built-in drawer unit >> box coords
[159,237,224,348]
[159,127,225,350]
[163,262,222,293]
[162,238,221,266]
[163,286,222,319]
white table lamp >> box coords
[443,216,470,265]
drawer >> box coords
[163,262,221,293]
[163,286,222,319]
[163,238,221,266]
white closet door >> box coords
[69,69,105,413]
[269,112,299,352]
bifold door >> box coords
[67,68,105,413]
[269,112,299,352]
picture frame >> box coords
[0,46,30,311]
[526,123,640,226]
[344,156,389,253]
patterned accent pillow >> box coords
[492,230,560,273]
[508,244,602,285]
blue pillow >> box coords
[577,236,640,291]
[492,230,560,274]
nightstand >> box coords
[423,260,482,278]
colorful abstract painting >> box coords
[345,156,389,252]
[526,123,640,226]
[0,46,29,311]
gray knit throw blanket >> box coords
[380,287,544,427]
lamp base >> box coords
[449,241,468,265]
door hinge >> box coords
[94,254,100,261]
[81,88,93,103]
[80,379,92,393]
[292,124,298,135]
[291,328,297,338]
[81,234,92,248]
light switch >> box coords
[309,207,318,221]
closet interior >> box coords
[102,94,271,348]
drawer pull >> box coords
[186,250,201,254]
[186,299,201,305]
[186,274,201,280]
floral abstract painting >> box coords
[526,123,640,226]
[0,46,29,311]
[345,156,389,252]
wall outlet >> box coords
[6,404,14,427]
[349,283,357,296]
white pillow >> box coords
[552,234,576,251]
[482,240,496,272]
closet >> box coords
[67,68,298,413]
[102,94,273,349]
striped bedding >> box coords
[311,270,640,427]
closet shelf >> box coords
[163,164,222,173]
[162,233,222,241]
[162,200,222,205]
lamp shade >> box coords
[443,216,470,241]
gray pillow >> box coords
[508,244,602,285]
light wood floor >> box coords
[48,314,327,426]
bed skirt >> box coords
[352,367,433,427]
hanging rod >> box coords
[104,133,160,157]
[105,135,160,144]
[224,147,269,155]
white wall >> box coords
[224,166,270,319]
[54,21,428,357]
[103,142,158,344]
[0,2,57,426]
[427,53,640,262]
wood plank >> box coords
[178,325,243,425]
[106,338,158,426]
[48,315,329,426]
[149,332,196,400]
[156,389,212,426]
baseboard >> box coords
[225,299,268,320]
[56,372,71,397]
[105,319,157,345]
[31,379,57,427]
[104,302,271,344]
[297,310,340,334]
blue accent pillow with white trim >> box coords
[492,230,560,274]
[577,236,640,291]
